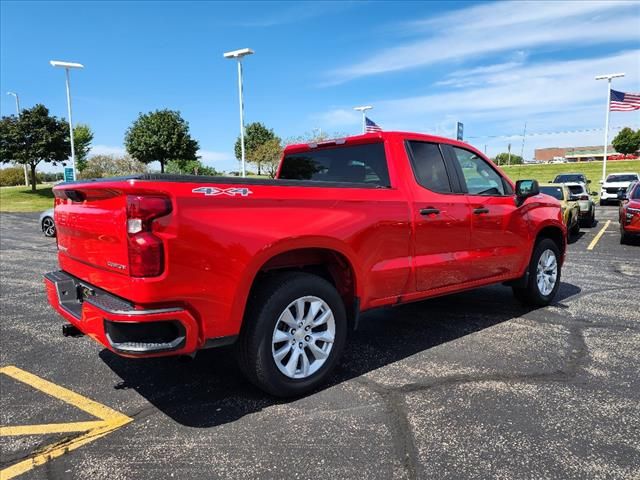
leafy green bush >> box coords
[0,166,29,186]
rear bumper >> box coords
[44,270,200,357]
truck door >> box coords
[443,145,530,281]
[405,141,473,291]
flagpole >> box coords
[602,79,612,183]
[595,73,624,183]
[354,105,372,134]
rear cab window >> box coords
[279,143,390,187]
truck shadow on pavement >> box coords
[100,281,580,428]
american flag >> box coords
[365,117,382,133]
[610,89,640,111]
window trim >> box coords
[404,140,462,195]
[443,144,513,197]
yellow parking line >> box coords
[0,366,132,480]
[0,421,106,436]
[587,220,611,251]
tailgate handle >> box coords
[420,208,440,216]
[473,208,489,214]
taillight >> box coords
[126,195,172,277]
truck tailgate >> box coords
[54,186,130,274]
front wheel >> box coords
[513,238,561,306]
[236,272,347,397]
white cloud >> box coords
[311,108,361,128]
[314,50,640,159]
[89,144,126,157]
[327,1,640,84]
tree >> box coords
[0,104,70,191]
[165,159,219,176]
[124,110,199,173]
[612,127,640,156]
[80,154,148,179]
[234,122,277,175]
[251,138,283,178]
[493,152,523,166]
[73,124,94,172]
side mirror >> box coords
[587,179,591,184]
[591,191,598,196]
[515,179,539,206]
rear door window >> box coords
[406,141,452,193]
[279,143,390,187]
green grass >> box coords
[0,185,55,212]
[500,160,640,188]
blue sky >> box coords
[1,0,639,172]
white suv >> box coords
[600,172,639,205]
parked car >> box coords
[44,132,566,396]
[551,173,590,186]
[565,182,596,227]
[600,172,640,205]
[39,208,56,237]
[539,184,580,237]
[618,181,640,244]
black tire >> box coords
[569,215,580,236]
[512,238,561,306]
[599,199,606,207]
[589,208,596,228]
[620,229,629,245]
[236,271,347,397]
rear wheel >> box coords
[236,271,347,397]
[589,208,596,227]
[513,238,561,306]
[42,217,56,237]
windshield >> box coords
[606,174,638,183]
[632,184,640,200]
[554,174,585,183]
[540,186,564,200]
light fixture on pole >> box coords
[595,72,624,183]
[7,91,29,187]
[223,48,254,178]
[354,105,372,134]
[50,60,84,182]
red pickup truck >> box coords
[45,132,566,396]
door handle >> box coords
[473,208,489,214]
[420,207,440,216]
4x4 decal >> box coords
[192,187,253,197]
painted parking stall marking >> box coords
[587,220,611,251]
[0,366,132,480]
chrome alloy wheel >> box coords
[42,217,55,237]
[536,249,557,296]
[271,296,336,379]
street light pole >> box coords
[7,91,28,186]
[595,73,624,183]
[224,48,254,178]
[354,105,372,134]
[50,60,84,182]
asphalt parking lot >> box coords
[1,207,639,480]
